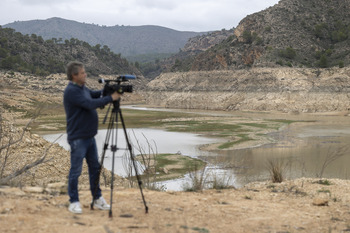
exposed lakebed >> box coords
[44,106,350,190]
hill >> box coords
[170,0,350,71]
[161,28,235,73]
[3,17,204,58]
[0,27,140,76]
[136,29,235,79]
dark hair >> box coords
[66,61,84,81]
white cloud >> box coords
[0,0,280,31]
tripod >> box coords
[91,99,148,217]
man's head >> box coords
[66,61,86,85]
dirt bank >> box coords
[1,178,350,233]
[144,67,350,113]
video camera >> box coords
[99,75,136,96]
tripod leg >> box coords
[107,104,120,218]
[91,106,115,210]
[109,143,117,218]
[118,108,149,214]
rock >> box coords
[23,186,44,194]
[163,168,169,174]
[46,182,67,194]
[0,186,26,196]
[312,198,328,206]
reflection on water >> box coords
[205,122,350,187]
[43,128,221,190]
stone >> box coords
[312,198,328,206]
[23,186,44,194]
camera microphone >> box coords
[99,75,136,84]
[118,75,136,80]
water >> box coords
[43,128,222,190]
[206,121,350,187]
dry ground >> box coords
[1,178,350,233]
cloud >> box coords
[0,0,280,31]
[17,0,73,6]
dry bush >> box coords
[0,111,56,185]
[122,131,164,191]
[267,159,285,183]
[209,169,236,190]
[182,165,208,192]
[317,145,349,178]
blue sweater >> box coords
[63,82,113,141]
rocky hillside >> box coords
[182,0,350,71]
[3,17,204,57]
[160,29,235,73]
[144,67,350,113]
[141,29,235,79]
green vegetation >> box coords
[317,188,331,194]
[316,179,332,185]
[218,134,252,149]
[314,21,349,43]
[152,153,206,181]
[180,226,210,233]
[242,30,263,45]
[0,27,138,76]
[127,53,174,79]
[278,47,297,60]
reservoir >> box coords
[44,107,350,190]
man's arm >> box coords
[67,88,112,110]
[90,89,121,101]
[90,89,103,98]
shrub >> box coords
[339,61,344,68]
[279,47,296,59]
[318,55,328,68]
[267,159,285,183]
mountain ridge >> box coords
[3,17,205,57]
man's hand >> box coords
[111,92,122,101]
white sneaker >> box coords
[93,196,110,210]
[68,202,82,214]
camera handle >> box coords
[91,99,149,217]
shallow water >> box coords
[44,107,350,190]
[206,120,350,187]
[43,128,220,189]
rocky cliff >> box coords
[159,29,234,73]
[188,0,350,71]
[144,67,350,113]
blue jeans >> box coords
[68,137,102,203]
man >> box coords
[63,61,121,214]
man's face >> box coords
[72,67,87,86]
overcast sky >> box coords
[0,0,280,31]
